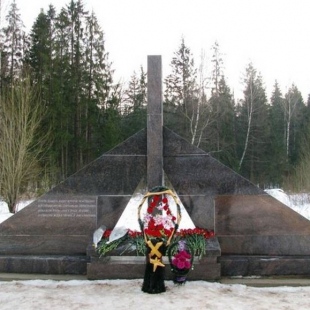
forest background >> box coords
[1,0,310,213]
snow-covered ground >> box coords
[0,278,310,310]
[0,190,310,309]
[0,199,34,223]
[264,188,310,220]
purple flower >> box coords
[171,249,192,270]
[178,240,186,251]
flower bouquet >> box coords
[168,240,194,284]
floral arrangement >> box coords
[171,240,192,270]
[95,186,215,293]
[141,192,177,240]
[97,229,144,257]
[175,228,214,256]
[168,239,194,284]
[97,227,214,257]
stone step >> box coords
[87,256,221,280]
[220,255,310,277]
[0,255,88,275]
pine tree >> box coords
[208,76,237,168]
[287,102,310,191]
[100,83,123,152]
[28,4,72,180]
[84,10,114,158]
[84,12,122,156]
[65,0,86,171]
[26,6,58,183]
[207,42,236,167]
[27,1,116,181]
[164,38,211,146]
[121,66,147,139]
[210,41,223,97]
[0,0,27,89]
[27,5,56,105]
[52,6,73,179]
[268,81,287,185]
[164,37,198,140]
[124,66,147,112]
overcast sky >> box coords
[7,0,310,101]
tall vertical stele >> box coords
[147,55,163,189]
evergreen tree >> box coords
[210,41,224,97]
[164,38,211,147]
[0,0,27,89]
[27,1,116,181]
[207,42,236,167]
[208,76,237,168]
[100,83,123,152]
[121,66,147,138]
[164,37,198,140]
[26,6,58,183]
[84,10,115,158]
[52,6,73,179]
[287,105,310,191]
[268,81,287,185]
[27,5,57,107]
[65,0,87,171]
[124,68,145,112]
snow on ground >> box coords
[0,199,33,223]
[0,279,310,310]
[1,191,310,309]
[265,188,310,220]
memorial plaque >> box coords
[37,197,97,219]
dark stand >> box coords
[141,239,166,294]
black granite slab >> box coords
[164,155,264,195]
[0,255,88,274]
[163,127,205,155]
[87,258,221,281]
[50,156,146,195]
[0,130,147,256]
[163,128,264,196]
[215,195,310,255]
[220,255,310,276]
[179,195,215,230]
[106,129,147,155]
[97,195,131,229]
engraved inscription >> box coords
[37,197,97,218]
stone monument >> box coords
[0,56,310,279]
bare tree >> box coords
[238,63,267,172]
[188,51,211,147]
[284,85,302,159]
[238,73,254,170]
[0,76,50,213]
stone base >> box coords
[0,255,88,275]
[87,237,221,280]
[87,256,221,280]
[220,255,310,277]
